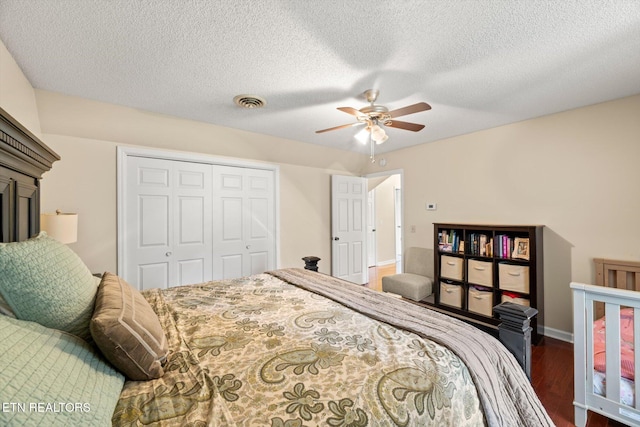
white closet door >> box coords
[212,165,275,279]
[124,156,212,289]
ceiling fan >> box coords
[315,89,432,143]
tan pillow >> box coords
[90,272,168,380]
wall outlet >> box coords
[426,202,437,211]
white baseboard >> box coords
[377,259,397,267]
[541,326,573,343]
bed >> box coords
[0,107,552,426]
[572,258,640,426]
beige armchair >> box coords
[381,247,434,301]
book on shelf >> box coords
[438,229,461,253]
[468,233,490,256]
[439,243,453,252]
[504,235,509,258]
[494,235,526,259]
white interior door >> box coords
[331,175,368,284]
[124,156,212,289]
[367,189,376,267]
[394,187,402,273]
[212,165,275,279]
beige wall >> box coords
[38,134,117,272]
[39,133,345,275]
[33,91,367,275]
[366,94,640,337]
[33,90,368,276]
[0,39,41,136]
[34,90,366,173]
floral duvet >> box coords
[113,272,486,426]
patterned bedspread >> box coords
[113,269,552,426]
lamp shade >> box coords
[41,211,78,244]
[370,125,388,144]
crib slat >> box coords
[585,295,595,401]
[604,303,621,401]
[572,279,640,426]
[573,285,588,427]
[635,307,640,410]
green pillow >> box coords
[0,315,124,426]
[0,294,16,318]
[0,232,97,340]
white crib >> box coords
[572,258,640,426]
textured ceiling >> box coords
[1,0,639,155]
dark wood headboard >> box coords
[0,107,60,242]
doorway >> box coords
[366,170,403,278]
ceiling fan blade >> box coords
[388,102,431,118]
[384,120,425,132]
[315,122,364,133]
[337,106,363,116]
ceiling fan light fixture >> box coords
[370,124,387,144]
[355,127,370,144]
[315,89,430,159]
[375,133,389,144]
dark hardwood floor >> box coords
[533,337,626,427]
[367,265,627,427]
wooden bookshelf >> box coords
[432,223,544,343]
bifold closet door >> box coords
[212,165,275,280]
[124,157,213,289]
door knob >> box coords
[246,245,251,249]
[334,237,340,241]
[165,252,172,257]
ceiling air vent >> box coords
[233,94,266,109]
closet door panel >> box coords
[243,168,275,276]
[124,156,212,289]
[139,195,170,247]
[221,254,243,279]
[120,150,277,287]
[213,167,245,279]
[178,258,206,285]
[173,163,212,286]
[249,198,268,239]
[213,166,275,279]
[222,198,243,240]
[139,263,169,290]
[126,157,173,289]
[177,196,204,244]
[249,251,269,276]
